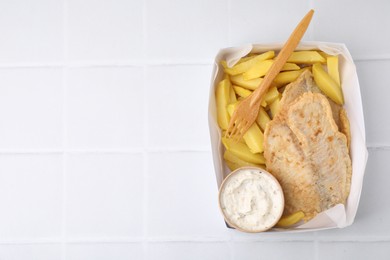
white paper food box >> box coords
[208,42,369,232]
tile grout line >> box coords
[1,56,390,69]
[2,235,390,245]
[0,145,388,154]
[0,60,213,68]
[142,0,149,258]
[314,232,319,260]
[61,0,69,259]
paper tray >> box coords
[208,42,368,232]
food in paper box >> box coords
[215,50,352,228]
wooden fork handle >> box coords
[250,9,314,107]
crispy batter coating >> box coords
[264,72,352,221]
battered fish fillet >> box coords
[264,92,352,221]
[281,70,350,145]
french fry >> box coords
[229,84,237,103]
[233,85,252,98]
[230,74,263,90]
[256,107,271,131]
[222,137,266,164]
[224,150,264,170]
[225,160,241,171]
[237,55,258,64]
[287,51,326,64]
[242,60,273,80]
[273,69,305,87]
[224,51,275,75]
[243,123,264,154]
[281,62,301,71]
[227,101,264,153]
[263,86,279,104]
[312,63,344,105]
[327,56,341,87]
[216,79,231,130]
[243,60,301,80]
[276,211,305,227]
[318,51,332,59]
[226,100,240,117]
[269,96,281,119]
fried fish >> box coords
[264,90,352,221]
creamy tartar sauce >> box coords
[219,168,284,232]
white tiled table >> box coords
[0,0,389,259]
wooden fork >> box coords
[225,9,314,141]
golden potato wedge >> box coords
[327,55,341,87]
[236,55,257,64]
[226,100,241,117]
[224,51,275,75]
[276,211,305,227]
[224,150,264,170]
[243,123,264,154]
[256,106,271,131]
[273,69,305,87]
[318,51,332,59]
[281,62,301,71]
[233,85,252,98]
[242,60,273,80]
[230,74,263,90]
[287,51,326,64]
[263,86,279,104]
[243,60,301,80]
[222,129,246,144]
[229,85,237,103]
[216,79,231,130]
[312,63,344,105]
[225,160,241,171]
[269,96,281,119]
[222,137,266,164]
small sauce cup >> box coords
[218,166,284,233]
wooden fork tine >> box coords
[226,123,238,139]
[229,118,247,142]
[236,119,250,141]
[226,116,239,138]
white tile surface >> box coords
[0,0,63,63]
[146,242,230,260]
[66,243,143,260]
[313,0,390,59]
[318,242,390,260]
[356,60,390,146]
[0,155,62,239]
[146,65,212,149]
[229,0,311,46]
[67,0,143,61]
[0,244,61,260]
[0,68,63,150]
[146,0,228,62]
[0,0,389,259]
[65,153,143,238]
[229,228,315,241]
[232,241,315,260]
[147,152,228,238]
[66,67,144,149]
